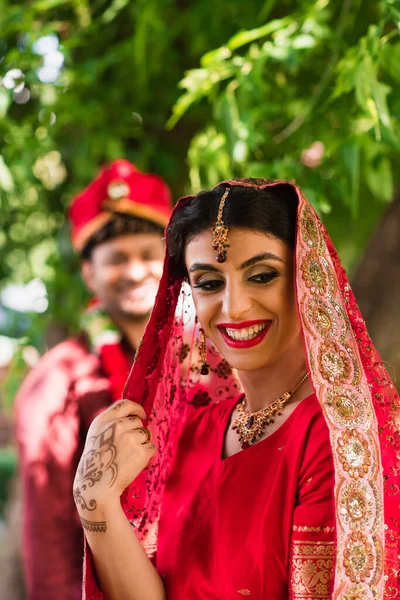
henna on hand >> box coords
[111,401,125,411]
[80,516,107,533]
[74,422,118,512]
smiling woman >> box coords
[77,179,400,600]
[185,227,299,377]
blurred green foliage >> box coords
[170,0,400,267]
[0,446,17,516]
[0,0,400,345]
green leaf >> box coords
[167,65,234,129]
[381,41,400,83]
[292,34,316,49]
[340,142,360,217]
[201,47,232,68]
[0,88,11,118]
[33,0,70,11]
[331,49,358,100]
[365,156,394,202]
[366,98,381,140]
[372,80,392,129]
[355,56,376,109]
[101,0,129,25]
[227,18,291,51]
[0,157,15,193]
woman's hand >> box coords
[73,401,165,600]
[73,399,156,520]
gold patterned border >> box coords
[291,541,335,598]
[293,525,335,533]
[295,194,385,599]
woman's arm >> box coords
[83,499,165,600]
[289,416,336,599]
[74,399,165,600]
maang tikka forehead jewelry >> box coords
[212,187,230,263]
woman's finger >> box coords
[145,443,157,455]
[131,427,152,445]
[114,416,144,433]
[104,399,146,421]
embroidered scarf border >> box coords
[295,192,384,599]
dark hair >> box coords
[81,213,164,260]
[166,183,298,276]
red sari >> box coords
[158,394,335,599]
[83,178,400,600]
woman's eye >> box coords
[193,280,224,291]
[250,272,278,284]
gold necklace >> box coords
[232,371,310,449]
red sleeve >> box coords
[289,411,336,599]
[15,345,86,600]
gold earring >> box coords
[199,329,209,375]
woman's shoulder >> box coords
[294,393,326,426]
[293,394,333,464]
[279,393,331,454]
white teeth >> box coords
[225,323,268,341]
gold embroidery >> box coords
[324,386,370,430]
[237,590,251,596]
[320,256,338,295]
[296,194,385,597]
[329,297,351,342]
[300,206,320,248]
[304,297,338,339]
[339,479,376,530]
[291,541,334,598]
[318,340,352,384]
[343,531,374,583]
[301,250,328,296]
[337,429,372,479]
[342,583,371,600]
[293,525,335,533]
[370,533,384,589]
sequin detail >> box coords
[324,387,371,430]
[344,532,374,583]
[339,480,376,531]
[342,583,371,600]
[301,250,328,295]
[337,429,372,479]
[318,341,352,384]
[296,191,385,598]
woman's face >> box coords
[185,227,301,372]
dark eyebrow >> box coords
[106,251,129,261]
[239,252,285,270]
[189,262,220,274]
[188,252,284,274]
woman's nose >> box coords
[221,283,252,321]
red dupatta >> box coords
[84,178,400,599]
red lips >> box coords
[217,320,272,349]
[218,319,268,329]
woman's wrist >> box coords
[77,493,123,533]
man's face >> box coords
[81,232,164,320]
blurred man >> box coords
[14,159,172,600]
